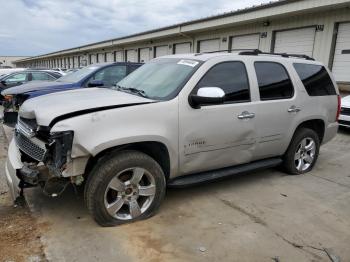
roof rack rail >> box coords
[194,49,260,55]
[238,49,315,61]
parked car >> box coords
[339,95,350,127]
[0,69,62,90]
[6,51,339,226]
[1,62,142,125]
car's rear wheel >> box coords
[283,128,320,175]
[85,150,166,226]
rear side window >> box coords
[195,61,250,103]
[293,63,336,96]
[254,62,294,100]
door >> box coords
[97,53,105,63]
[274,27,316,56]
[155,45,168,57]
[332,22,350,82]
[106,52,114,62]
[174,42,191,54]
[230,34,260,50]
[126,50,137,62]
[115,51,123,62]
[139,48,151,62]
[252,61,298,160]
[198,39,220,52]
[179,61,256,175]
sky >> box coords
[0,0,272,56]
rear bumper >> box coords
[5,139,24,201]
[323,122,338,144]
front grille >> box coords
[15,131,47,162]
[340,107,350,116]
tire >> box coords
[84,150,166,226]
[283,128,320,175]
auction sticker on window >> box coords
[177,60,199,67]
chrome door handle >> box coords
[288,106,301,113]
[238,111,255,119]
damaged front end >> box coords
[13,117,78,197]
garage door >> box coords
[174,42,191,54]
[90,54,97,64]
[115,51,123,62]
[332,23,350,82]
[155,45,168,57]
[106,52,114,62]
[274,27,316,56]
[198,39,220,52]
[97,53,105,63]
[126,50,137,62]
[139,48,151,62]
[230,34,260,50]
[74,56,79,68]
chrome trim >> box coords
[16,118,35,138]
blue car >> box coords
[2,62,143,124]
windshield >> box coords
[115,58,201,99]
[56,65,101,82]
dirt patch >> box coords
[0,204,47,262]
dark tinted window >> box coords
[195,62,250,103]
[255,62,294,100]
[293,63,336,96]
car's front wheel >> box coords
[85,150,166,226]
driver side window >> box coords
[195,61,250,103]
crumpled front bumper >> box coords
[5,138,24,201]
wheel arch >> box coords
[286,119,325,155]
[84,141,172,181]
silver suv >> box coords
[5,50,340,226]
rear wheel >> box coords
[85,150,166,226]
[283,128,320,175]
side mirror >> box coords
[88,80,104,87]
[189,87,225,108]
[0,80,7,86]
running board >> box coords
[167,158,282,188]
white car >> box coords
[339,95,350,127]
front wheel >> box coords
[283,128,320,175]
[85,150,166,226]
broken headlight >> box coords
[47,131,74,171]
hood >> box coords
[19,88,154,126]
[1,80,73,95]
[341,95,350,107]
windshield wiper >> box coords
[115,85,148,98]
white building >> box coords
[0,56,30,68]
[14,0,350,85]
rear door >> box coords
[252,61,298,160]
[179,60,256,175]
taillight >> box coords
[336,95,341,121]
